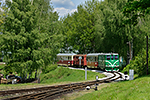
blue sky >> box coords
[51,0,96,18]
[1,0,99,18]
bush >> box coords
[122,49,149,76]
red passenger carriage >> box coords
[57,53,76,66]
[73,54,87,67]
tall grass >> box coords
[74,75,150,100]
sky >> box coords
[0,0,100,18]
[51,0,95,18]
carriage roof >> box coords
[57,53,76,56]
[74,54,87,56]
[103,53,118,55]
[87,53,118,56]
[86,53,104,56]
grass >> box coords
[60,75,150,100]
[40,66,105,84]
[0,66,105,91]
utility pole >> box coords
[146,36,148,75]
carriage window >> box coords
[107,55,110,60]
[111,55,113,60]
[89,57,93,61]
[68,56,71,60]
[64,56,67,60]
[95,57,97,62]
[115,55,118,60]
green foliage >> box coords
[41,66,72,82]
[61,0,146,64]
[2,64,12,77]
[42,64,57,74]
[0,64,5,70]
[0,1,7,32]
[0,0,64,79]
[62,0,100,53]
[40,66,105,83]
[74,75,150,100]
[122,49,150,76]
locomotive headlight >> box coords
[95,63,97,64]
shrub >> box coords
[122,49,149,76]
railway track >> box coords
[1,72,123,100]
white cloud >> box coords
[54,7,77,17]
[52,0,75,9]
[0,0,5,2]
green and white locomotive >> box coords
[86,53,119,71]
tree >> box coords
[0,1,7,32]
[95,0,128,54]
[0,0,63,79]
[62,0,100,54]
[122,0,150,75]
[95,0,145,61]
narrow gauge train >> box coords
[57,53,119,71]
[57,53,76,66]
[73,54,87,67]
[86,53,119,71]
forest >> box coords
[0,0,150,79]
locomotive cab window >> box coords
[115,55,118,60]
[111,55,113,60]
[107,55,110,60]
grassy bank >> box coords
[40,66,105,84]
[0,66,105,90]
[61,75,150,100]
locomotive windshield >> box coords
[111,56,113,60]
[107,55,110,60]
[115,55,118,60]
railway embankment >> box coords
[68,74,150,100]
[0,67,123,100]
[0,65,129,100]
[0,66,105,99]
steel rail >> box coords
[2,72,122,100]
